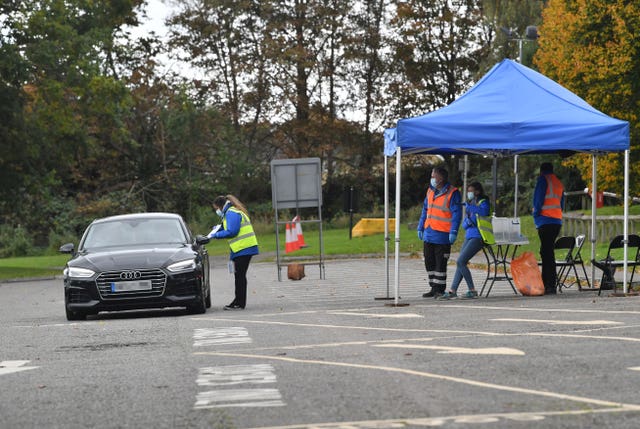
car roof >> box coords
[90,212,184,225]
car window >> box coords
[82,218,188,248]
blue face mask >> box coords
[216,209,223,217]
[430,178,437,188]
[467,192,475,201]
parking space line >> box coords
[239,407,640,429]
[373,343,525,355]
[194,351,640,409]
[491,318,623,325]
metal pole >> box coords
[394,148,402,305]
[590,155,597,287]
[492,156,498,216]
[383,155,390,298]
[514,155,519,217]
[623,150,629,293]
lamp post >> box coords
[500,25,538,217]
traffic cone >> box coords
[285,223,300,253]
[292,215,307,248]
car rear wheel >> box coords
[66,307,87,321]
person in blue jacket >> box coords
[209,194,259,310]
[440,182,490,299]
[417,166,462,298]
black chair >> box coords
[592,234,640,295]
[571,234,592,290]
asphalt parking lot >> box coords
[4,255,640,428]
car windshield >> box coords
[81,218,188,249]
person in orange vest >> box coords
[417,166,462,298]
[533,162,564,295]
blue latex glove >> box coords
[449,233,457,244]
[417,230,424,241]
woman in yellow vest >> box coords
[209,195,259,310]
[440,181,490,299]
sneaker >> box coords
[224,304,244,310]
[462,290,478,299]
[422,290,436,298]
[437,291,457,300]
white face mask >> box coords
[430,178,438,188]
[216,209,223,217]
[467,192,475,201]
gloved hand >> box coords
[449,232,457,244]
[417,230,424,241]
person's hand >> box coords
[417,230,424,241]
[449,232,457,244]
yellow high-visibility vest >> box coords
[223,207,258,252]
[476,214,495,245]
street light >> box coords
[499,25,538,216]
[500,25,539,63]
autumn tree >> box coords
[534,0,640,196]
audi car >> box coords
[59,212,211,320]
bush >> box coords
[0,224,34,257]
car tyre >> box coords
[205,286,211,308]
[188,282,207,314]
[66,307,87,321]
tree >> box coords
[534,0,640,196]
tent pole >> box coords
[394,148,402,305]
[384,155,390,298]
[492,156,498,216]
[591,155,597,288]
[623,150,629,293]
[514,155,519,217]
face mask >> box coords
[216,209,223,217]
[430,178,437,188]
[467,192,475,201]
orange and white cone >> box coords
[292,215,307,248]
[285,222,300,253]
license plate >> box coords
[111,280,152,292]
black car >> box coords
[60,212,211,320]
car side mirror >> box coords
[59,243,75,254]
[195,235,210,246]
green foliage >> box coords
[0,224,33,258]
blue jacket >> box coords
[213,203,259,260]
[417,183,462,245]
[462,197,491,240]
[532,174,564,228]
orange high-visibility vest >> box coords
[540,173,564,219]
[423,185,457,232]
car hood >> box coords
[68,245,197,272]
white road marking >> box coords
[432,304,640,315]
[194,388,285,409]
[195,351,638,409]
[239,407,640,429]
[491,318,623,326]
[328,311,423,318]
[0,360,38,376]
[193,327,252,346]
[374,343,525,356]
[197,364,277,386]
[628,367,640,371]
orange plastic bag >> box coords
[510,251,544,296]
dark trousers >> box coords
[232,255,252,308]
[424,242,451,294]
[538,224,561,292]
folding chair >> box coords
[592,234,640,295]
[552,236,576,292]
[571,234,592,290]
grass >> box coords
[1,208,635,281]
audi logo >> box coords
[120,271,142,280]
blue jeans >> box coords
[450,237,484,292]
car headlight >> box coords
[64,266,96,278]
[167,259,197,273]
